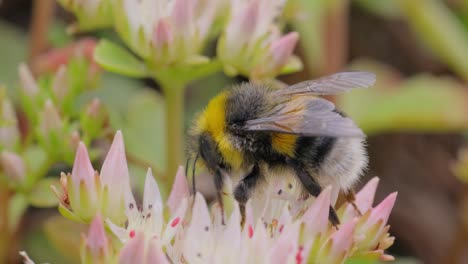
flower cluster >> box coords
[218,0,301,80]
[57,0,302,81]
[0,46,104,195]
[52,131,396,264]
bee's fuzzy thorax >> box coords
[194,90,244,169]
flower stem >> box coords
[162,83,185,183]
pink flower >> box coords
[81,215,112,263]
[116,0,222,66]
[119,232,170,264]
[68,142,98,220]
[53,131,133,225]
[0,151,25,182]
[0,91,19,151]
[59,134,396,263]
[218,0,302,80]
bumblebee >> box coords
[189,72,375,225]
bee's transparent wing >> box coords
[273,71,375,96]
[243,97,364,137]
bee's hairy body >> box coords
[193,84,366,199]
[190,72,375,225]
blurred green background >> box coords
[2,0,468,263]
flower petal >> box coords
[302,186,332,235]
[106,218,129,243]
[269,32,299,70]
[86,214,109,257]
[71,142,96,192]
[146,238,170,264]
[167,166,190,215]
[356,177,380,213]
[18,63,39,96]
[119,232,145,264]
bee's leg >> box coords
[234,164,260,228]
[345,190,362,216]
[214,168,226,225]
[287,158,340,227]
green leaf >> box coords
[8,193,28,231]
[354,0,401,18]
[339,74,468,135]
[397,0,468,82]
[44,215,86,262]
[0,21,27,95]
[94,39,149,78]
[23,223,76,264]
[121,89,166,185]
[58,204,85,223]
[23,146,48,187]
[28,178,60,207]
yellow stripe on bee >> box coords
[196,92,243,169]
[271,133,297,157]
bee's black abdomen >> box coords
[296,136,336,168]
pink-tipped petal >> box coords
[355,177,380,213]
[0,151,25,182]
[119,232,145,264]
[239,1,260,40]
[269,223,300,264]
[370,192,398,225]
[86,215,109,257]
[171,0,194,32]
[269,32,299,69]
[18,63,39,95]
[52,65,68,100]
[71,142,95,189]
[146,238,170,264]
[302,186,332,235]
[167,166,190,215]
[153,19,172,47]
[40,100,62,133]
[100,131,129,187]
[329,220,356,258]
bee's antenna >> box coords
[191,153,199,195]
[185,156,191,178]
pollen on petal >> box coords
[171,217,181,228]
[248,225,254,238]
[129,230,136,238]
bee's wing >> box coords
[273,71,375,96]
[243,97,364,137]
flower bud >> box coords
[39,100,62,135]
[0,92,19,150]
[99,130,132,226]
[68,142,99,221]
[57,0,113,32]
[52,65,69,101]
[218,0,302,80]
[81,215,113,264]
[18,63,39,96]
[114,0,218,67]
[0,151,25,182]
